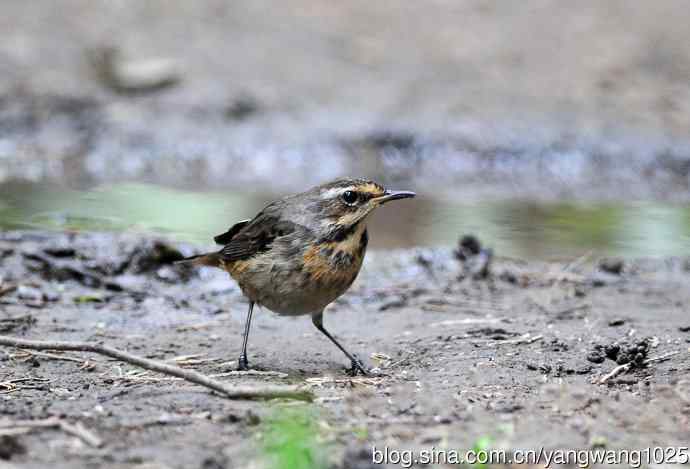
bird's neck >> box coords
[319,221,369,261]
[323,220,365,243]
[334,222,367,254]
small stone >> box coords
[608,318,626,327]
[91,47,181,94]
[587,351,606,364]
[225,94,261,121]
[378,297,407,311]
[599,257,624,275]
[201,456,228,469]
[604,344,620,360]
[43,246,76,258]
[498,270,518,284]
[42,288,61,302]
[0,434,27,460]
[17,285,43,302]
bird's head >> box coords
[302,178,415,239]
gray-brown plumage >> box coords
[180,177,415,374]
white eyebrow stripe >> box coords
[321,186,355,199]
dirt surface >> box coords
[1,231,689,468]
[3,3,690,467]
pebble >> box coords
[599,257,624,275]
[586,351,606,364]
[17,285,43,302]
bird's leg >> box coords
[238,301,254,371]
[312,312,369,376]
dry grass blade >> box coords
[494,333,544,346]
[305,376,381,388]
[430,317,505,328]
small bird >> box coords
[180,178,415,375]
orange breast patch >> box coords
[302,243,363,286]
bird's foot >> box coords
[346,354,370,377]
[237,355,250,371]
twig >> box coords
[0,418,103,448]
[597,363,632,384]
[0,335,312,401]
[168,353,208,362]
[305,376,382,388]
[210,369,290,378]
[0,284,17,298]
[0,377,51,394]
[116,370,289,383]
[598,350,680,385]
[16,350,95,365]
[430,317,505,328]
[176,322,222,332]
[495,334,544,346]
[60,421,104,448]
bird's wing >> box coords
[219,212,298,262]
[213,219,251,245]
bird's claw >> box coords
[347,354,370,377]
[237,355,249,371]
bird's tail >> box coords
[174,252,221,268]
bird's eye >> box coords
[342,190,358,205]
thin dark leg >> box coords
[312,312,369,376]
[238,301,254,371]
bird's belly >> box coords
[257,287,343,316]
[224,248,363,316]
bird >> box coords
[179,178,415,375]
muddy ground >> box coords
[0,231,688,468]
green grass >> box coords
[471,436,492,469]
[260,406,326,469]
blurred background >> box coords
[1,0,689,258]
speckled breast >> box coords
[222,227,368,316]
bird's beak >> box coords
[373,190,416,205]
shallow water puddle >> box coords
[1,181,689,259]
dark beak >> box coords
[375,190,416,204]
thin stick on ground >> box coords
[0,418,103,448]
[495,334,544,346]
[0,335,312,401]
[0,284,17,298]
[15,349,95,365]
[0,377,51,393]
[598,350,680,385]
